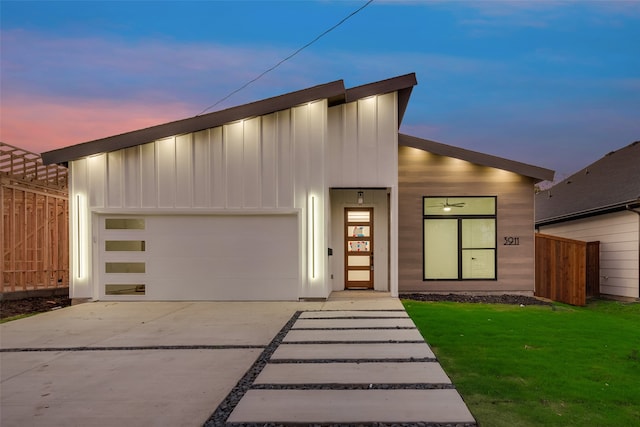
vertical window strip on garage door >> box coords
[103,217,147,296]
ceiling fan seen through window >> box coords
[428,198,466,212]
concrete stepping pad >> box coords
[207,308,475,426]
[283,328,425,342]
[227,389,475,424]
[255,362,452,384]
[271,342,436,360]
[293,317,417,329]
[299,310,408,318]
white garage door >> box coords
[97,214,299,300]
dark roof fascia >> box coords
[536,199,640,227]
[399,133,555,182]
[397,86,414,125]
[345,73,417,127]
[345,72,417,102]
[41,80,346,165]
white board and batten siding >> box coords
[327,92,398,188]
[69,92,402,301]
[70,100,329,301]
[89,104,325,211]
[538,211,640,298]
[327,92,400,296]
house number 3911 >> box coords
[503,237,520,246]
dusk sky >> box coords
[2,0,639,183]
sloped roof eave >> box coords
[41,79,346,165]
[41,73,418,166]
[399,133,555,182]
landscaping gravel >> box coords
[401,293,551,306]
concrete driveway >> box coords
[1,292,475,426]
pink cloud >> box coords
[1,93,194,154]
[1,29,338,156]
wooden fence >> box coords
[535,233,600,306]
[1,143,69,294]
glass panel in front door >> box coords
[345,208,373,289]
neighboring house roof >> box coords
[536,140,640,226]
[399,133,555,183]
[41,73,417,165]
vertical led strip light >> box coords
[76,194,87,279]
[310,195,316,279]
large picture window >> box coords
[423,196,497,280]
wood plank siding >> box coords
[398,146,537,294]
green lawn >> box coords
[0,313,38,324]
[403,299,640,427]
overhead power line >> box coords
[195,0,374,116]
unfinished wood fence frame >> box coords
[1,142,69,294]
[535,233,600,306]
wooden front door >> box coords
[345,208,374,289]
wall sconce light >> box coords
[357,191,364,205]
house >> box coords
[41,73,554,302]
[536,141,640,300]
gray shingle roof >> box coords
[535,141,640,225]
